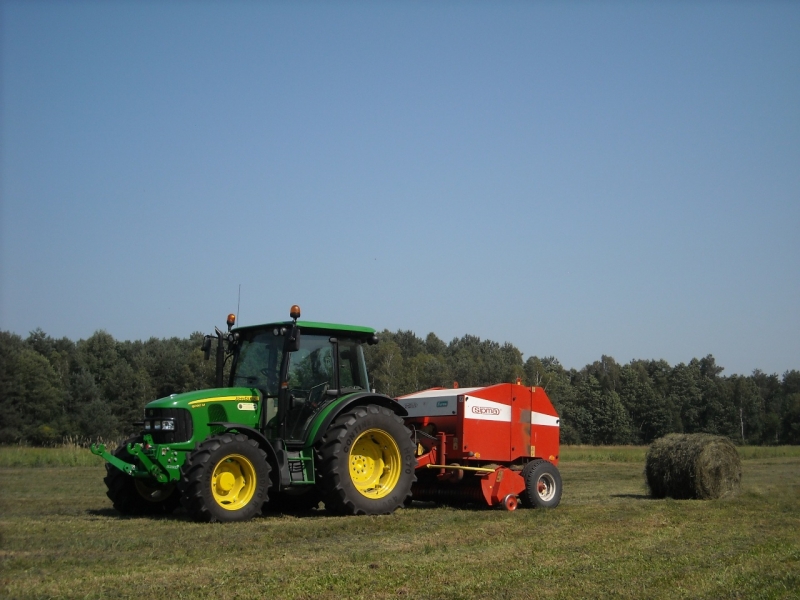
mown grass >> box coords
[1,447,798,599]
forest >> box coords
[1,327,798,446]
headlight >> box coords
[142,418,175,433]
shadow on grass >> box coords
[87,506,333,521]
[85,508,195,520]
[611,493,655,500]
[86,508,121,517]
[261,507,330,519]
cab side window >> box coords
[287,336,335,393]
[338,340,368,390]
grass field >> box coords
[1,446,798,599]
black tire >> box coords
[521,459,562,509]
[104,437,181,516]
[179,433,270,523]
[317,404,416,516]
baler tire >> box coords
[317,404,416,516]
[521,459,562,509]
[179,433,270,523]
[502,494,519,511]
[104,436,181,515]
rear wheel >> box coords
[104,437,180,515]
[521,459,562,509]
[179,433,270,522]
[318,404,416,515]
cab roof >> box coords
[234,320,375,336]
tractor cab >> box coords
[228,317,375,444]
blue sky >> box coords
[1,2,798,376]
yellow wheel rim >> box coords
[211,454,257,510]
[349,428,401,499]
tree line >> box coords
[363,331,800,445]
[1,328,798,446]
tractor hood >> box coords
[145,387,262,411]
[143,388,264,443]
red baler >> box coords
[397,383,562,510]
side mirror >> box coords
[201,336,212,360]
[287,327,301,352]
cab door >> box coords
[283,334,336,441]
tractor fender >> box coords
[206,422,290,489]
[308,392,408,447]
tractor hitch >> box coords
[90,442,173,483]
[91,443,138,475]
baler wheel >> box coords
[179,433,270,522]
[104,436,180,515]
[521,459,562,509]
[318,404,416,515]
[502,494,519,511]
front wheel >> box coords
[318,404,416,515]
[521,459,562,509]
[179,433,270,522]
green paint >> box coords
[304,392,358,445]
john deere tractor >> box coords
[91,305,416,522]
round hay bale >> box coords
[645,433,741,500]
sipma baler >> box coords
[398,383,562,511]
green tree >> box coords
[780,371,800,444]
[668,362,702,433]
[574,375,631,444]
[0,347,64,443]
[424,332,447,356]
[366,339,405,397]
[727,375,762,443]
[619,362,675,444]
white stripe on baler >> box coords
[397,387,481,399]
[532,412,560,427]
[464,396,512,422]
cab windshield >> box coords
[230,330,284,397]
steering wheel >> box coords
[307,382,330,409]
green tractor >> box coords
[91,305,416,522]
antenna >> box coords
[237,284,241,325]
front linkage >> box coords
[91,435,183,484]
